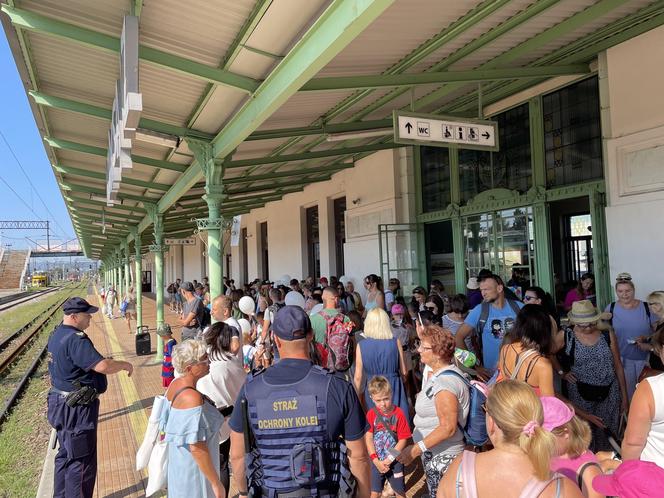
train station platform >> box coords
[39,290,425,497]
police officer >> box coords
[229,305,371,498]
[47,297,133,498]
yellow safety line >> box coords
[92,287,148,473]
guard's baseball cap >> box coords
[63,297,99,315]
[271,305,311,341]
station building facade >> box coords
[137,24,664,308]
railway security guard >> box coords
[47,297,133,498]
[229,305,371,498]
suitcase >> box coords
[135,330,151,356]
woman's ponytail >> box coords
[518,424,556,481]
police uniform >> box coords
[47,297,107,498]
[229,306,367,498]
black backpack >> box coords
[199,305,211,328]
[608,301,651,327]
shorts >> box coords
[175,293,183,303]
[370,461,405,495]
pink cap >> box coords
[541,396,575,431]
[593,460,664,498]
[319,277,328,285]
[391,304,405,315]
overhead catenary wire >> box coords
[0,129,71,240]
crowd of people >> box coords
[148,270,664,498]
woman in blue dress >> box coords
[163,340,225,498]
[354,308,410,423]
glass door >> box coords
[463,207,535,293]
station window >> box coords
[543,76,602,187]
[306,206,320,280]
[420,147,451,212]
[459,103,531,203]
[333,197,346,276]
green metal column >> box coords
[188,139,226,302]
[589,187,611,309]
[529,96,554,294]
[413,146,427,288]
[123,241,131,296]
[449,147,466,294]
[130,227,143,333]
[146,204,166,360]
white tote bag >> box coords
[135,395,169,496]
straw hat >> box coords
[568,300,612,325]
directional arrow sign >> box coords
[393,111,499,151]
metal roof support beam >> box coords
[65,195,146,212]
[227,142,398,169]
[70,207,143,222]
[302,65,590,91]
[45,137,187,173]
[209,0,395,160]
[223,162,353,184]
[0,5,259,93]
[413,0,629,111]
[54,164,171,191]
[225,174,334,196]
[60,182,153,203]
[185,0,273,129]
[131,0,394,239]
[30,91,214,141]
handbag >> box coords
[136,395,168,496]
[576,380,611,402]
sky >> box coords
[0,29,76,251]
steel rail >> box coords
[0,286,61,313]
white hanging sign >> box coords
[230,216,242,247]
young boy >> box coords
[366,376,411,498]
[159,324,177,388]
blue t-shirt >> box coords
[229,359,368,441]
[47,324,107,392]
[605,302,658,360]
[464,300,524,371]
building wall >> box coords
[229,147,415,296]
[602,24,664,299]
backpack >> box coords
[167,283,175,294]
[609,301,651,327]
[199,306,211,328]
[437,370,489,447]
[475,299,522,363]
[371,411,398,461]
[319,311,353,371]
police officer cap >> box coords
[63,297,99,315]
[272,305,311,341]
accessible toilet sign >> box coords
[393,111,499,151]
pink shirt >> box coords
[564,288,585,310]
[551,450,598,484]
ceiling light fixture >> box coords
[325,128,393,142]
[134,128,179,148]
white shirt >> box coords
[641,373,664,467]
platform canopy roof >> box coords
[2,0,663,260]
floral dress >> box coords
[564,329,621,451]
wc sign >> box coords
[393,111,499,152]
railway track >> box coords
[0,286,62,313]
[0,287,79,425]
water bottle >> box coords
[455,348,476,368]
